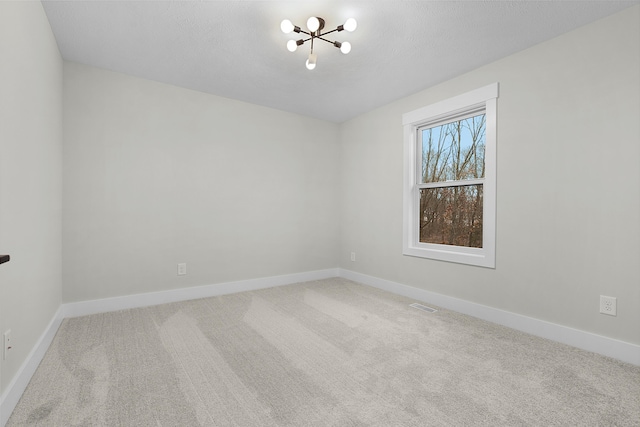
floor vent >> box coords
[410,303,438,313]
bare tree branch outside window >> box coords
[419,114,486,248]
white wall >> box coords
[339,6,640,345]
[0,0,63,399]
[63,63,340,302]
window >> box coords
[403,83,498,267]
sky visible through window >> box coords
[421,114,485,183]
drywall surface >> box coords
[63,63,340,302]
[0,1,63,396]
[339,6,640,345]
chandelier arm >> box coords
[319,28,340,37]
[316,36,339,45]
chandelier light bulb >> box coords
[306,53,317,70]
[307,17,320,32]
[344,18,357,32]
[286,39,298,52]
[280,19,294,34]
[340,41,351,54]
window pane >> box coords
[419,184,483,248]
[421,114,485,183]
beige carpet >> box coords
[7,278,640,426]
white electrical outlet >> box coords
[350,252,356,262]
[177,263,187,276]
[599,295,617,316]
[3,330,12,360]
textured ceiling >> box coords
[42,0,638,123]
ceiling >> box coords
[42,0,638,123]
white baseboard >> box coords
[0,306,65,427]
[338,268,640,366]
[63,268,339,318]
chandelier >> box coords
[280,16,357,70]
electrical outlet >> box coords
[3,330,12,360]
[350,252,356,262]
[599,295,617,316]
[177,263,187,276]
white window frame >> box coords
[402,83,498,268]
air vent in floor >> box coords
[410,303,438,313]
